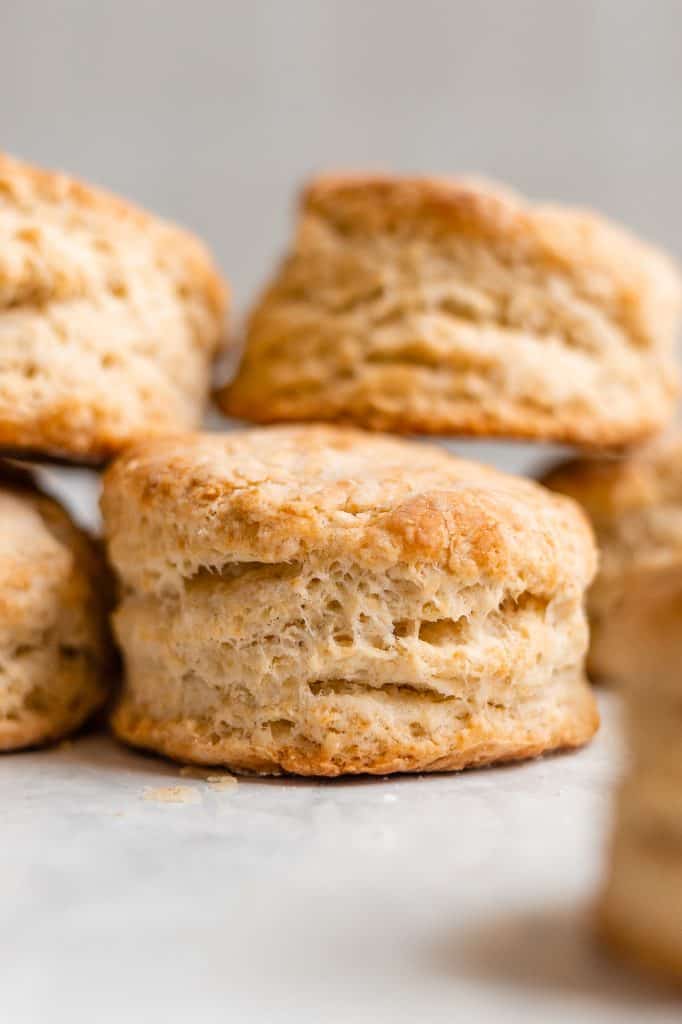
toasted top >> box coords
[0,152,227,343]
[300,173,681,345]
[102,425,596,594]
[542,434,682,530]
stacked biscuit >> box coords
[0,152,227,748]
[220,174,679,445]
[1,159,680,795]
[101,168,682,779]
[2,155,681,984]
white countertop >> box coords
[2,693,680,1023]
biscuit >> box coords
[0,153,227,462]
[542,434,682,682]
[219,174,680,447]
[102,425,598,776]
[0,462,113,750]
[597,564,682,984]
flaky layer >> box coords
[104,427,596,775]
[220,173,680,446]
[111,558,597,775]
[0,468,113,749]
[0,152,227,461]
[102,426,596,596]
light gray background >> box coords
[2,0,680,313]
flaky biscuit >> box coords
[599,830,682,985]
[0,153,227,462]
[220,173,680,447]
[102,425,598,776]
[0,462,113,750]
[542,435,682,681]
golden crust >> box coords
[220,172,681,446]
[111,678,598,777]
[302,173,677,279]
[0,461,114,750]
[101,425,596,592]
[103,426,598,776]
[0,152,228,463]
[0,152,225,309]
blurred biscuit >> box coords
[597,563,682,984]
[0,152,227,462]
[0,462,113,750]
[220,173,680,447]
[102,425,598,776]
[542,435,682,682]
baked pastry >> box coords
[0,462,113,750]
[102,425,598,776]
[0,152,227,462]
[220,173,680,447]
[598,563,682,983]
[542,434,682,682]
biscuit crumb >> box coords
[179,766,238,788]
[143,785,198,804]
[206,775,238,790]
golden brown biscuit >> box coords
[542,434,682,682]
[220,173,680,447]
[597,563,682,985]
[0,153,227,462]
[102,425,598,776]
[0,462,113,750]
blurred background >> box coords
[1,0,681,506]
[3,0,681,308]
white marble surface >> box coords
[2,693,680,1023]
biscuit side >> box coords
[111,556,597,775]
[222,174,680,445]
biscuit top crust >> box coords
[542,434,682,529]
[301,173,681,339]
[0,152,227,337]
[102,426,596,592]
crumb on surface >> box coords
[143,785,199,804]
[179,766,238,788]
[206,775,238,790]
